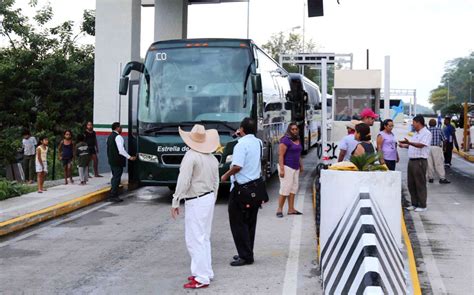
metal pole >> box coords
[447,79,450,106]
[321,59,328,160]
[302,1,305,53]
[464,102,469,152]
[470,71,472,103]
[384,56,390,120]
[414,90,417,115]
[409,97,412,118]
[246,0,250,39]
[366,49,369,70]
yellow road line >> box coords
[402,213,422,295]
[312,180,321,261]
[0,187,111,236]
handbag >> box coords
[233,141,269,209]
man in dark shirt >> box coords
[442,116,459,167]
[107,122,136,202]
[85,121,103,177]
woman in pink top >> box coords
[376,119,399,171]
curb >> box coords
[453,149,474,163]
[0,187,111,237]
[402,212,422,295]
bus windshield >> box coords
[138,46,252,131]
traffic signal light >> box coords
[308,0,324,17]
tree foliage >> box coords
[261,32,337,92]
[429,52,474,112]
[0,0,95,166]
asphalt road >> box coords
[0,151,322,294]
[394,126,474,295]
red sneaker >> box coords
[183,278,209,289]
[187,276,195,281]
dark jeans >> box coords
[444,142,453,165]
[22,155,36,181]
[384,159,396,171]
[407,159,428,208]
[228,189,259,261]
[110,165,123,198]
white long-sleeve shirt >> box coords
[114,131,131,159]
[172,149,219,208]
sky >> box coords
[6,0,474,107]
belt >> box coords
[409,158,427,161]
[184,191,213,201]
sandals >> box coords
[288,211,303,215]
[276,212,283,218]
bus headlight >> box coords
[225,155,233,163]
[138,153,159,163]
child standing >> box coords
[75,134,91,185]
[58,130,75,184]
[36,136,49,193]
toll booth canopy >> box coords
[333,70,381,121]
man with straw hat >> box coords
[338,120,361,162]
[171,124,220,289]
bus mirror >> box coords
[122,61,144,76]
[119,77,129,95]
[251,74,262,93]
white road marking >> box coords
[282,174,311,295]
[0,202,111,248]
[410,211,447,294]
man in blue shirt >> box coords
[442,116,458,167]
[221,117,262,267]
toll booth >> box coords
[329,70,382,148]
[333,70,381,121]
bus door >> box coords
[128,79,139,187]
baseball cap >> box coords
[360,108,379,119]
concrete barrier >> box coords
[320,170,404,294]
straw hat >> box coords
[178,124,220,154]
[345,120,361,130]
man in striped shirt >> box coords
[427,119,450,184]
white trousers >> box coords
[427,146,446,179]
[185,192,215,284]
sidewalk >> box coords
[0,173,126,236]
[454,148,474,163]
